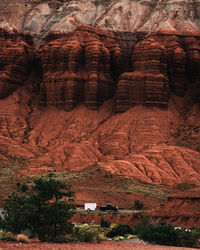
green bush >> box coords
[134,217,199,248]
[134,200,144,210]
[0,231,16,242]
[134,214,151,233]
[136,222,180,246]
[73,226,101,242]
[0,177,76,242]
[100,218,110,228]
[21,183,29,192]
[106,224,134,238]
[176,227,199,248]
[194,226,200,234]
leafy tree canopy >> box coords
[0,177,76,241]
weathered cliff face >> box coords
[115,30,200,111]
[39,26,122,110]
[38,28,200,111]
[0,25,199,111]
[115,37,169,112]
[0,28,34,99]
[1,0,200,36]
[0,0,200,204]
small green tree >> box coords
[106,224,134,238]
[134,217,199,248]
[0,178,76,242]
[134,200,144,210]
[100,218,110,228]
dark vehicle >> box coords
[100,204,118,212]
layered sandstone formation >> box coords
[115,30,200,112]
[0,24,199,187]
[39,26,122,110]
[37,27,199,111]
[150,31,200,92]
[0,87,199,188]
[0,2,200,219]
[0,28,34,98]
[0,0,199,110]
[115,38,169,112]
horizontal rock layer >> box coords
[115,30,200,111]
[0,28,34,99]
[0,26,199,111]
[0,91,200,187]
[39,27,200,111]
[39,26,123,110]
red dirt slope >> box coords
[151,188,200,229]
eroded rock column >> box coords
[115,38,169,112]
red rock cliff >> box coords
[0,28,34,99]
[38,27,200,112]
[39,26,122,111]
[0,26,199,112]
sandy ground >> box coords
[0,241,198,250]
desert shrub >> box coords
[0,231,16,242]
[176,182,195,191]
[134,200,144,210]
[134,214,151,233]
[16,234,30,243]
[106,224,134,238]
[100,218,110,228]
[194,226,200,234]
[136,221,180,246]
[21,183,29,192]
[176,227,199,248]
[134,218,199,248]
[73,226,101,242]
[0,177,76,242]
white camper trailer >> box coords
[84,203,97,211]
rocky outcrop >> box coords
[150,30,200,93]
[39,27,200,111]
[0,24,199,112]
[115,30,200,112]
[1,0,200,37]
[183,34,200,84]
[39,26,122,110]
[115,38,169,112]
[0,28,34,98]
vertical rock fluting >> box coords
[39,26,122,110]
[150,31,187,96]
[0,28,34,98]
[183,35,200,84]
[39,31,84,110]
[115,30,200,112]
[150,31,200,92]
[115,38,169,112]
[0,25,199,112]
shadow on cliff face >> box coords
[0,25,199,111]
